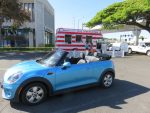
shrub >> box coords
[0,47,54,52]
[45,44,55,47]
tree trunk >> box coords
[0,25,4,47]
[0,26,2,47]
[14,36,17,47]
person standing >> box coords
[89,42,93,50]
[96,41,102,53]
[88,42,95,56]
[85,41,89,50]
[84,42,89,55]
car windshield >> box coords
[37,49,66,66]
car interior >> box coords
[65,52,111,65]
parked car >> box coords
[1,49,115,105]
[128,43,150,56]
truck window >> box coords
[76,35,82,42]
[65,35,72,44]
[86,36,92,43]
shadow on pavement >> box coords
[127,53,146,56]
[0,52,48,61]
[10,79,150,113]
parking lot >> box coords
[0,52,150,113]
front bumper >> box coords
[1,82,19,102]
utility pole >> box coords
[78,19,80,29]
[73,17,76,29]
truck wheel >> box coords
[21,83,47,105]
[146,50,150,56]
[128,48,132,54]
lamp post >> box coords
[78,19,80,29]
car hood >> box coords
[4,60,47,81]
[13,60,46,71]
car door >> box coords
[138,45,146,53]
[55,63,96,91]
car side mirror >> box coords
[36,57,42,61]
[62,62,71,69]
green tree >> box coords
[86,0,150,32]
[0,0,30,46]
[0,0,30,26]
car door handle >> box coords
[47,72,54,75]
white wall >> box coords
[34,0,45,46]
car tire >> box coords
[124,52,128,56]
[128,48,132,54]
[100,72,114,88]
[21,83,47,105]
[146,50,150,56]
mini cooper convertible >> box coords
[1,49,115,105]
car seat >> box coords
[77,53,87,64]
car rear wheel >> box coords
[146,50,150,56]
[101,72,114,88]
[128,48,132,54]
[21,83,47,105]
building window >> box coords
[45,32,49,44]
[65,35,72,44]
[23,3,34,22]
[32,3,35,22]
[24,3,29,11]
[44,31,53,45]
[28,3,32,21]
[76,35,82,42]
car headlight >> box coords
[7,72,23,84]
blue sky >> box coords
[49,0,123,29]
[48,0,150,39]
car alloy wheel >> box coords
[101,72,114,88]
[26,86,44,104]
[21,83,47,105]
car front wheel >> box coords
[101,72,114,88]
[21,83,47,105]
[146,50,150,56]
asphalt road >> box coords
[0,52,150,113]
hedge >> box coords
[0,47,54,52]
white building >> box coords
[1,0,55,47]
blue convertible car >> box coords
[1,49,115,105]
